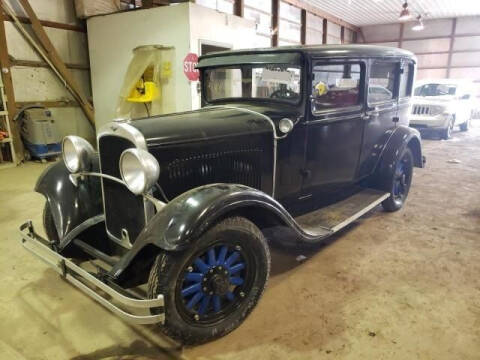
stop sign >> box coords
[183,53,199,81]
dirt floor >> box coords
[1,122,479,360]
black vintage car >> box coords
[20,45,424,344]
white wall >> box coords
[88,3,259,126]
[87,4,191,129]
[188,3,257,109]
[3,0,93,142]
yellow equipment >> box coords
[127,79,159,103]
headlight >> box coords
[119,148,160,195]
[62,136,95,173]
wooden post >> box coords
[271,0,279,47]
[322,18,327,44]
[300,9,306,45]
[398,23,405,48]
[234,0,244,17]
[16,0,95,127]
[0,2,23,162]
[446,18,457,78]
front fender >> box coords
[110,183,310,280]
[35,159,103,241]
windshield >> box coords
[414,83,457,97]
[204,65,301,103]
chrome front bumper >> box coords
[19,221,165,325]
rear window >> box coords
[311,63,362,112]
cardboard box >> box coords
[74,0,123,19]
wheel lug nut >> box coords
[209,269,213,273]
[240,291,245,298]
[203,287,207,291]
[219,266,222,270]
[194,314,200,321]
[209,291,213,295]
[224,271,228,275]
[187,266,193,272]
[235,245,241,251]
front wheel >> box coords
[148,216,270,345]
[441,117,454,139]
[380,147,414,212]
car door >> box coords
[357,59,401,178]
[301,60,366,196]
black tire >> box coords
[459,118,470,132]
[380,147,414,212]
[147,216,270,345]
[43,202,59,243]
[441,117,454,139]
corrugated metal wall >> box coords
[360,16,480,96]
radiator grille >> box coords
[98,135,145,243]
[412,105,430,115]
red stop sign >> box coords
[183,53,199,81]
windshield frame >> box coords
[201,63,304,106]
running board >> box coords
[295,188,389,237]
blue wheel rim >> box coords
[177,242,251,323]
[393,154,411,201]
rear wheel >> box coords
[380,147,414,212]
[459,117,471,132]
[147,216,270,345]
[43,202,59,243]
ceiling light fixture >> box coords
[412,15,424,31]
[398,1,412,21]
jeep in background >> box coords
[410,79,476,139]
[20,45,424,345]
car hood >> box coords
[130,104,300,147]
[413,95,455,105]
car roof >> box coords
[415,78,472,86]
[199,44,415,61]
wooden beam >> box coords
[322,18,327,44]
[9,56,90,70]
[363,31,480,44]
[0,2,23,162]
[271,0,279,47]
[281,0,359,32]
[1,12,85,32]
[234,0,244,17]
[16,100,79,108]
[300,9,306,45]
[16,0,94,126]
[340,26,345,44]
[446,18,457,78]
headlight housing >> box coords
[119,148,160,195]
[62,136,95,173]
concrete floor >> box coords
[1,122,479,360]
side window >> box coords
[399,62,413,98]
[368,61,398,104]
[311,63,362,112]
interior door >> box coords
[357,59,401,178]
[302,61,365,196]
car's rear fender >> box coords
[375,125,425,180]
